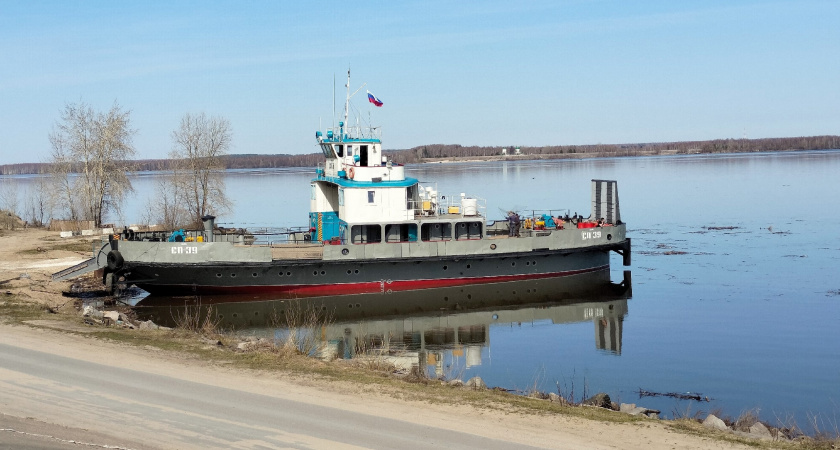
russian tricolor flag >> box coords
[367,90,383,107]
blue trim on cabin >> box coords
[313,175,418,188]
[321,137,381,144]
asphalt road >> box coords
[0,342,544,449]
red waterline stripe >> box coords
[159,265,609,296]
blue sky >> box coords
[1,0,838,164]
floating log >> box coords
[638,388,710,402]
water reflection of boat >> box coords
[321,285,628,378]
[135,270,631,370]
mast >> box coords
[344,68,350,134]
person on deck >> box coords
[507,212,517,237]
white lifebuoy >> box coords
[348,167,355,179]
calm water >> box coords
[5,150,840,427]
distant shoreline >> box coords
[2,135,839,175]
[413,146,840,165]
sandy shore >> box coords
[0,228,754,449]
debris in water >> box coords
[638,388,710,402]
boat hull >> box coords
[134,266,631,329]
[122,245,618,297]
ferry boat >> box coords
[53,72,631,297]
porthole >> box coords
[354,269,359,274]
[490,244,497,250]
[444,296,449,301]
[320,270,326,275]
[216,273,222,278]
[231,273,237,277]
[252,272,258,277]
[346,270,352,274]
[526,261,530,266]
[466,264,471,269]
[278,272,284,277]
[511,262,516,267]
[607,234,612,241]
[443,265,448,270]
[467,294,472,299]
[341,248,349,255]
[286,271,292,276]
[512,290,517,295]
[254,311,259,316]
[313,270,318,276]
[348,304,353,308]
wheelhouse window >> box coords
[320,143,335,158]
[421,223,452,241]
[350,225,382,244]
[335,144,344,157]
[455,221,482,240]
[385,224,418,243]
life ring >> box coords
[348,167,355,179]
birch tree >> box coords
[168,113,232,225]
[49,101,136,226]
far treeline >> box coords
[2,135,839,176]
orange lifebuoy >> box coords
[348,167,355,179]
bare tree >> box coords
[49,101,136,227]
[168,113,232,225]
[143,175,191,230]
[23,176,53,227]
[0,179,20,230]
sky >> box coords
[1,0,838,165]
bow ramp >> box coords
[51,241,111,282]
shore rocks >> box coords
[582,392,611,409]
[81,305,169,330]
[748,422,773,439]
[703,414,729,431]
[465,376,486,390]
[619,403,660,419]
[703,414,781,441]
[82,305,103,319]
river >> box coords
[5,150,840,428]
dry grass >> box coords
[267,300,333,358]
